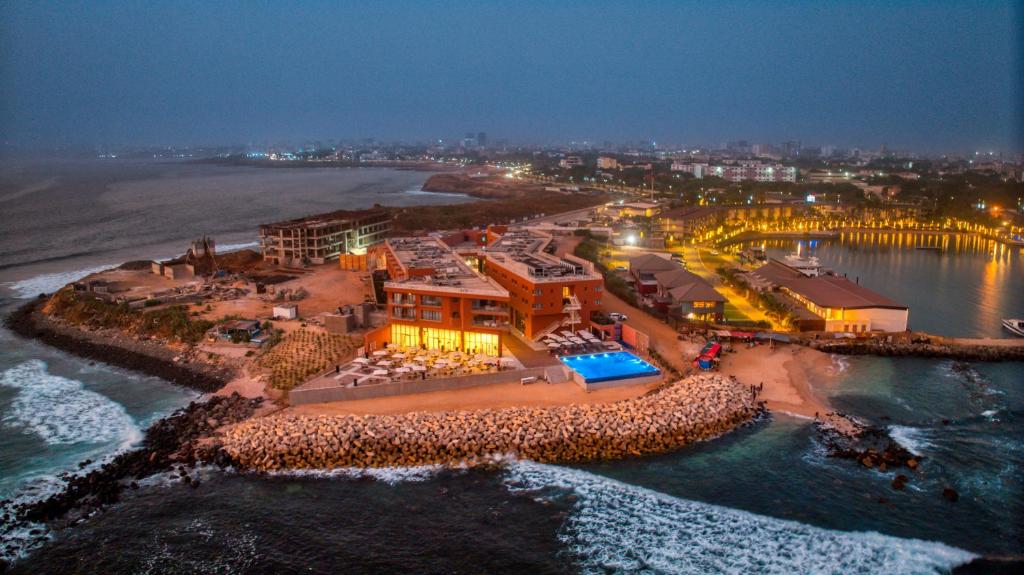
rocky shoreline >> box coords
[0,393,262,564]
[221,374,765,470]
[5,298,231,393]
[808,338,1024,362]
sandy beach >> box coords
[719,345,834,418]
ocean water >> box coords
[1,162,1021,571]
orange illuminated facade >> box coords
[482,229,604,341]
[365,229,606,353]
[366,237,510,356]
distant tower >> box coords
[477,132,487,148]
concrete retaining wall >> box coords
[289,366,565,405]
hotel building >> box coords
[366,228,605,355]
[482,230,604,341]
[370,237,510,357]
[259,208,392,266]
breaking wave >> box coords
[888,426,932,457]
[0,360,141,448]
[2,264,114,298]
[505,461,974,574]
[266,464,446,485]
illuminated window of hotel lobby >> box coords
[390,324,420,348]
[390,325,500,356]
[463,331,499,356]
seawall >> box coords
[221,373,764,470]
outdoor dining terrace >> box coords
[304,345,525,391]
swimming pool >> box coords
[559,351,661,384]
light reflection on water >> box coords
[741,232,1024,337]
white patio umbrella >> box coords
[376,360,392,367]
[372,369,388,376]
[414,355,427,362]
[498,357,517,366]
[352,357,369,364]
[433,359,449,366]
[412,365,426,372]
[372,350,389,357]
[547,342,560,348]
[394,367,411,374]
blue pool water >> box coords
[560,351,661,383]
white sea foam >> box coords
[265,464,446,485]
[0,360,141,448]
[215,241,259,253]
[2,264,115,298]
[887,426,932,457]
[829,354,850,375]
[505,461,975,574]
[402,188,471,198]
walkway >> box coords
[682,246,781,329]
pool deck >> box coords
[560,351,664,390]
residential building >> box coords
[628,253,679,295]
[654,207,723,245]
[596,156,619,170]
[671,163,796,182]
[751,260,908,332]
[259,209,392,266]
[652,268,726,321]
[559,155,584,168]
[603,201,659,218]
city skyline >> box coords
[1,1,1020,153]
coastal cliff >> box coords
[221,374,764,470]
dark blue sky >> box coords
[1,1,1020,152]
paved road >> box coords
[682,246,781,329]
[597,290,693,374]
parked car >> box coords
[670,253,683,260]
[614,265,628,272]
[710,250,720,255]
[609,312,628,322]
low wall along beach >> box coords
[222,374,763,470]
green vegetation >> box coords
[47,289,214,344]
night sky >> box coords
[1,1,1020,152]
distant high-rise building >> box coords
[477,132,487,148]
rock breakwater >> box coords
[809,339,1024,362]
[222,374,763,470]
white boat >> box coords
[1002,319,1024,337]
[784,252,822,276]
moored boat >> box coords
[1002,319,1024,337]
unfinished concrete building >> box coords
[258,209,392,267]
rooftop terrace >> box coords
[385,237,507,295]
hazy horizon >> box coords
[2,1,1021,153]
